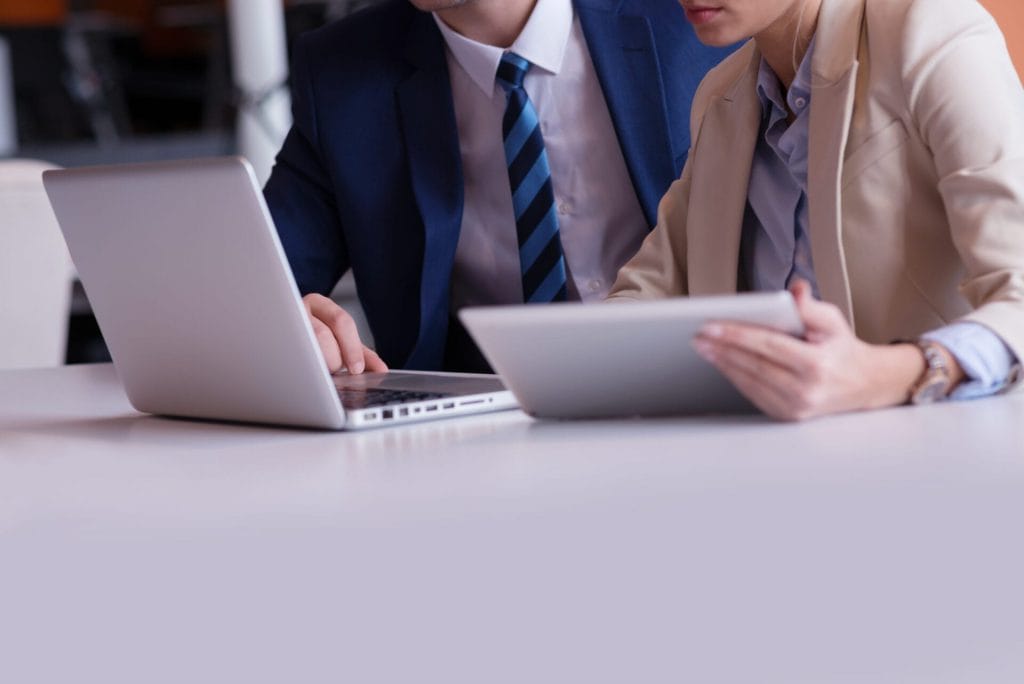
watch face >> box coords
[913,374,952,405]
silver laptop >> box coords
[460,293,804,419]
[43,157,516,430]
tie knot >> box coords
[496,52,531,91]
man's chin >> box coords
[408,0,472,12]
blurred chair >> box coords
[0,159,74,369]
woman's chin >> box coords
[692,25,743,48]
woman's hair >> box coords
[791,0,814,76]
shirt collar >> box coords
[756,35,817,118]
[433,0,574,98]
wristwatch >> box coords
[909,340,955,405]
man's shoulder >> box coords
[603,0,740,71]
[582,0,685,20]
[585,0,697,41]
[296,0,420,64]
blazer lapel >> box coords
[576,0,676,227]
[396,11,464,369]
[686,44,761,295]
[806,0,866,325]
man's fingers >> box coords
[304,294,367,374]
[304,292,333,318]
[304,294,389,374]
[310,318,343,373]
[305,293,343,322]
[337,326,367,374]
[362,346,390,373]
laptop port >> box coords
[382,409,394,420]
[426,405,438,412]
[399,408,409,417]
[443,402,455,409]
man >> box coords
[264,0,733,374]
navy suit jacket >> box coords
[264,0,734,371]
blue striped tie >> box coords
[496,52,568,303]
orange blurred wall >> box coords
[979,0,1024,81]
[0,0,66,25]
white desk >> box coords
[2,364,1024,683]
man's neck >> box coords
[435,0,539,48]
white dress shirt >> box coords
[434,0,649,309]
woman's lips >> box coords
[684,7,723,25]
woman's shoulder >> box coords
[861,0,1006,92]
[864,0,1002,53]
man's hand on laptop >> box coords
[303,294,388,375]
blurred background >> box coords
[0,1,383,162]
[0,0,1020,370]
[0,0,382,368]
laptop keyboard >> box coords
[337,387,452,411]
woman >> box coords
[608,0,1024,420]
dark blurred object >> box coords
[0,0,91,144]
[86,1,231,135]
[67,312,112,365]
[1,27,90,143]
[0,0,227,146]
[90,0,385,136]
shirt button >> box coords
[557,201,571,215]
[589,279,603,293]
[794,97,807,109]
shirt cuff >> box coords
[921,322,1019,400]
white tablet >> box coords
[460,292,804,418]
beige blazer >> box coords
[609,0,1024,383]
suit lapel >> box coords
[576,0,676,227]
[396,11,464,369]
[686,44,761,295]
[806,0,866,325]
